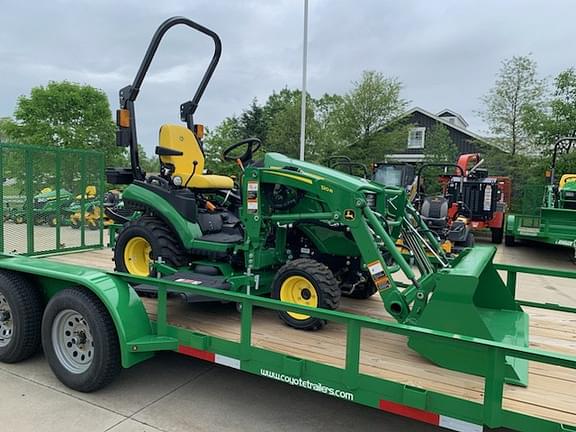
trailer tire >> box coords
[41,287,121,392]
[505,235,516,247]
[491,227,504,244]
[0,271,43,363]
[272,259,340,331]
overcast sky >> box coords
[1,0,575,155]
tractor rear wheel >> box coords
[272,259,340,330]
[114,216,187,277]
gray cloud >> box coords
[1,0,575,156]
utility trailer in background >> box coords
[0,248,575,432]
[505,137,576,260]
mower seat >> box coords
[157,124,234,190]
[420,196,448,229]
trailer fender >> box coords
[505,214,516,234]
[0,254,154,368]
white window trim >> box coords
[407,127,426,149]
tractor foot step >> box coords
[134,271,230,303]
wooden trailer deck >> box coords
[45,248,576,426]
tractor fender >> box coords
[504,214,516,234]
[122,184,203,249]
[0,255,154,368]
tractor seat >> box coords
[420,196,449,229]
[157,124,234,190]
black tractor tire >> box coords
[0,271,44,363]
[491,227,504,244]
[271,259,340,331]
[505,235,516,247]
[114,215,187,277]
[41,287,121,392]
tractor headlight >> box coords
[173,176,183,186]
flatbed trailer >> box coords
[505,210,576,258]
[0,248,575,432]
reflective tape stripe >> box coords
[178,346,240,370]
[379,399,483,432]
[215,354,241,369]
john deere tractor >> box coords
[107,17,530,385]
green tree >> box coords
[333,71,408,164]
[523,68,576,147]
[2,81,124,166]
[203,117,243,175]
[138,145,159,174]
[424,123,458,163]
[0,117,10,142]
[480,55,547,155]
[239,99,268,141]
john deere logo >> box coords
[344,209,355,221]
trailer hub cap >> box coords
[124,236,152,276]
[51,309,94,374]
[279,276,318,320]
[0,294,13,347]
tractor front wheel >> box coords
[272,259,340,331]
[114,216,187,277]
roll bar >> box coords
[117,16,222,180]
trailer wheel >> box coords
[41,288,121,392]
[491,228,504,244]
[505,235,516,247]
[114,216,187,277]
[272,259,340,331]
[0,271,43,363]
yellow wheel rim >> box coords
[123,236,152,276]
[279,275,318,320]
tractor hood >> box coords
[264,153,381,193]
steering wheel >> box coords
[222,138,262,164]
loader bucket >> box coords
[408,246,529,387]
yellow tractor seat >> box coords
[187,174,234,189]
[158,124,234,190]
[559,174,576,189]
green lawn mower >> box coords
[7,187,73,225]
[106,16,530,385]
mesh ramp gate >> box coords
[0,143,105,255]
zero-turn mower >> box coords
[106,16,530,385]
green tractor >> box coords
[107,17,530,385]
[505,137,576,259]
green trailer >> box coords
[505,137,576,259]
[0,249,575,432]
[1,16,575,432]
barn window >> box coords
[407,127,426,149]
